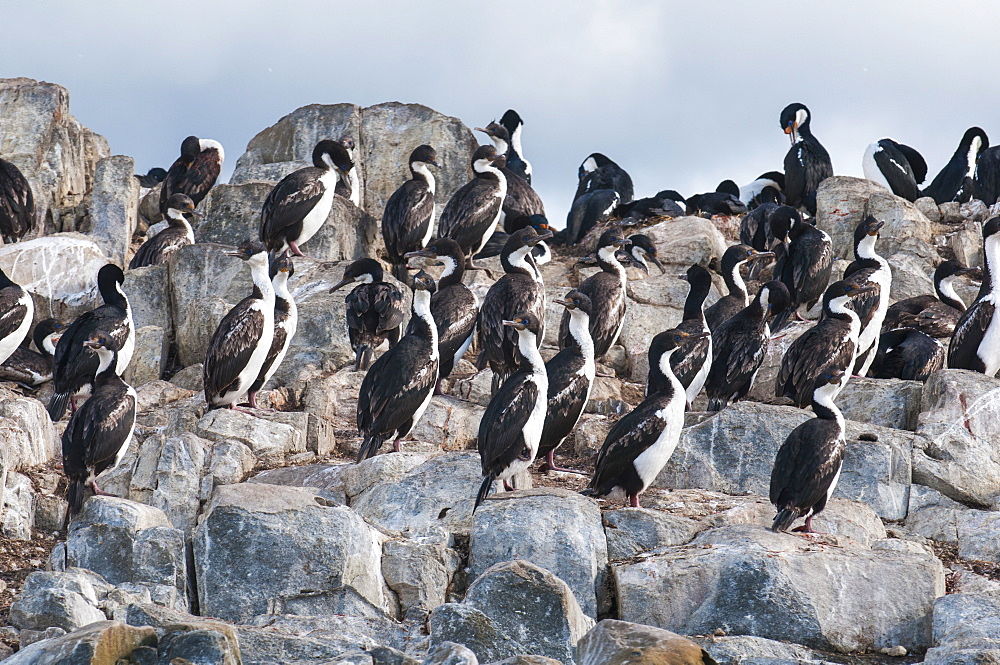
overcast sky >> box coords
[4,1,1000,222]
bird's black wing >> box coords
[478,275,541,375]
[894,142,928,185]
[438,180,501,252]
[770,419,845,510]
[82,383,137,474]
[479,373,538,474]
[204,300,264,399]
[502,172,545,224]
[0,287,28,342]
[160,155,194,210]
[260,168,327,247]
[539,351,589,454]
[373,283,405,334]
[382,180,434,262]
[875,143,918,201]
[591,398,664,488]
[792,232,833,305]
[948,299,996,370]
[434,286,478,359]
[181,152,222,205]
[776,320,854,406]
[357,335,437,436]
[670,320,710,388]
[0,159,34,241]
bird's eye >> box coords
[673,334,682,343]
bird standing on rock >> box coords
[574,153,633,204]
[584,328,705,508]
[705,244,774,330]
[922,127,988,204]
[0,319,68,386]
[356,270,438,462]
[862,138,926,202]
[770,367,846,534]
[770,205,833,330]
[49,265,135,421]
[334,135,362,208]
[499,109,532,183]
[129,194,199,269]
[382,145,440,282]
[661,264,713,407]
[0,265,33,367]
[948,216,1000,376]
[203,240,274,411]
[0,156,35,243]
[159,135,223,212]
[330,258,405,371]
[246,255,298,409]
[259,140,354,257]
[438,144,507,269]
[62,331,137,516]
[780,103,833,215]
[842,217,891,376]
[476,122,545,227]
[477,227,550,392]
[475,312,548,509]
[882,259,981,338]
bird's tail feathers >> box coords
[474,472,496,512]
[706,397,726,413]
[355,345,374,372]
[48,393,69,422]
[67,479,86,516]
[771,507,800,532]
[356,435,385,464]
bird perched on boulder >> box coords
[160,135,223,212]
[842,217,891,376]
[438,144,507,269]
[331,258,405,371]
[0,156,35,243]
[769,205,833,330]
[770,367,846,534]
[922,127,988,204]
[61,331,137,515]
[660,264,713,407]
[948,216,1000,375]
[476,312,547,509]
[584,328,706,507]
[0,319,68,386]
[356,270,438,462]
[246,255,298,408]
[574,153,633,204]
[203,241,274,410]
[129,194,198,269]
[382,145,439,282]
[705,245,774,330]
[862,138,926,202]
[476,122,545,227]
[259,140,354,257]
[498,109,532,183]
[780,103,833,215]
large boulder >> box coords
[924,591,1000,665]
[88,155,140,267]
[469,488,608,617]
[0,77,110,234]
[193,482,391,622]
[611,524,945,653]
[2,621,155,665]
[912,369,1000,506]
[575,619,716,665]
[0,387,58,469]
[9,569,108,632]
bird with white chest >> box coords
[842,217,892,376]
[203,240,275,410]
[0,265,34,367]
[949,216,1000,376]
[130,193,199,269]
[382,144,440,282]
[159,135,223,213]
[438,144,508,270]
[475,312,548,510]
[246,255,298,409]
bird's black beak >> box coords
[830,370,845,385]
[83,339,101,350]
[649,255,665,274]
[751,250,776,261]
[526,230,553,246]
[501,319,525,330]
[224,249,243,258]
[690,331,711,341]
[404,250,437,260]
[330,277,353,292]
[853,285,879,296]
[428,160,441,168]
[869,221,885,234]
[553,298,572,308]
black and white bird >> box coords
[558,229,629,359]
[438,145,507,268]
[882,259,980,338]
[62,330,138,515]
[842,217,892,376]
[659,264,713,407]
[475,214,552,264]
[0,319,67,386]
[536,291,595,473]
[49,265,135,421]
[0,265,33,366]
[246,255,298,408]
[478,227,550,392]
[203,240,275,410]
[0,157,35,243]
[705,244,774,330]
[259,140,354,257]
[770,366,846,534]
[562,189,620,246]
[686,182,748,217]
[334,135,362,208]
[129,194,198,269]
[584,328,706,507]
[159,135,223,212]
[869,328,945,382]
[614,190,685,222]
[923,127,989,205]
[330,258,405,371]
[948,216,1000,376]
[499,109,532,183]
[574,153,633,204]
[404,238,478,389]
[862,138,927,202]
[476,123,545,227]
[706,281,790,412]
[476,312,548,509]
[134,167,167,190]
[625,234,665,275]
[780,103,833,215]
[775,279,875,408]
[356,270,438,462]
[974,145,1000,206]
[770,205,833,329]
[382,145,440,282]
[740,171,785,209]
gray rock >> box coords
[612,524,945,653]
[345,452,430,498]
[158,627,240,665]
[122,324,166,386]
[470,488,608,618]
[193,483,391,622]
[351,451,481,537]
[382,534,462,616]
[572,414,611,458]
[430,604,528,664]
[603,507,704,560]
[951,219,984,272]
[137,183,163,224]
[576,619,716,665]
[0,388,57,469]
[197,407,304,462]
[2,620,156,665]
[412,396,487,452]
[17,626,66,650]
[169,362,204,391]
[924,645,1000,665]
[34,492,67,534]
[0,77,110,234]
[915,196,942,223]
[888,250,936,305]
[905,486,968,543]
[64,497,188,611]
[461,560,594,664]
[940,202,963,223]
[656,402,915,520]
[931,591,1000,653]
[8,569,107,631]
[122,264,171,333]
[2,471,35,539]
[426,641,481,665]
[913,369,1000,506]
[238,612,407,662]
[697,634,820,665]
[89,155,139,267]
[836,377,922,430]
[250,462,349,503]
[957,511,1000,563]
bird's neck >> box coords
[94,347,118,379]
[509,124,525,161]
[516,329,546,375]
[411,161,436,196]
[936,275,966,310]
[502,246,541,281]
[855,234,883,263]
[597,246,627,285]
[827,296,861,327]
[651,346,683,397]
[811,383,845,430]
[100,278,130,313]
[566,309,595,365]
[437,255,464,288]
[682,278,711,322]
[411,289,437,347]
[981,234,1000,298]
[272,272,294,306]
[489,136,510,158]
[725,260,749,303]
[0,271,14,290]
[249,255,275,303]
